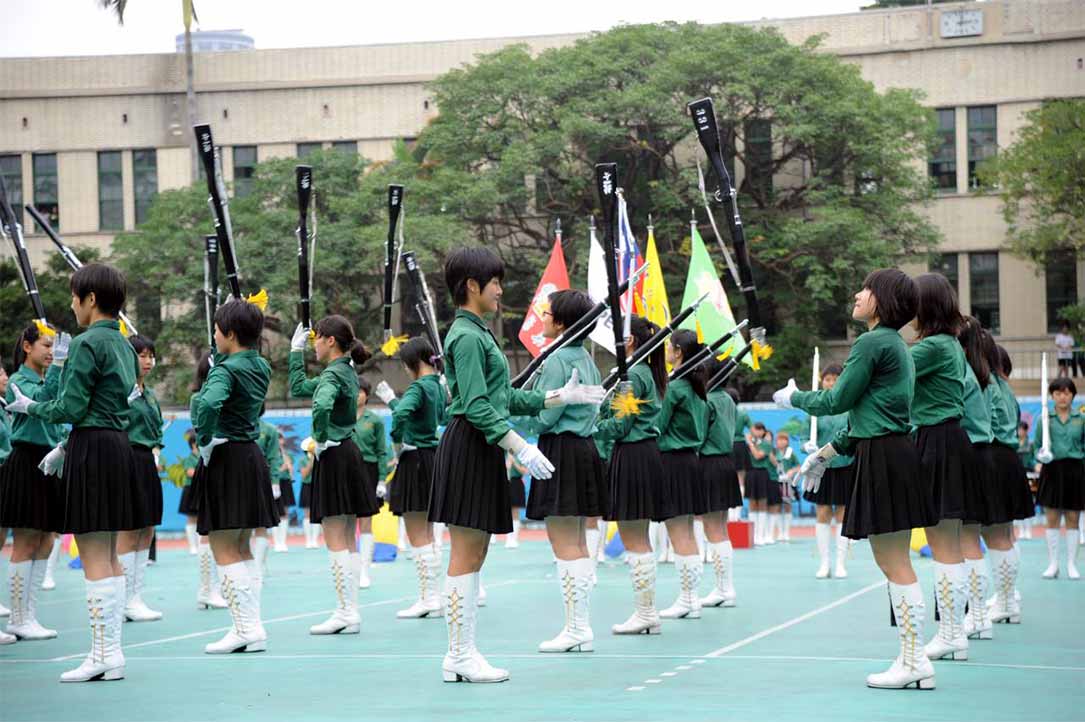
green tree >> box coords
[420,22,940,394]
[980,99,1085,264]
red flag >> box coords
[518,237,570,358]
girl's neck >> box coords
[415,366,436,379]
[88,309,114,326]
[866,317,880,331]
[25,359,45,377]
[461,300,488,318]
[326,347,344,363]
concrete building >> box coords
[1,0,1083,384]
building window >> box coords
[133,149,157,225]
[744,119,773,199]
[32,153,59,231]
[1046,251,1078,333]
[0,155,23,227]
[297,142,322,158]
[332,140,356,155]
[929,108,957,193]
[969,252,1000,334]
[967,106,997,190]
[232,146,257,198]
[930,253,959,294]
[98,151,124,231]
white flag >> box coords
[587,223,616,354]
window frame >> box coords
[132,148,158,225]
[32,153,59,232]
[969,251,1001,334]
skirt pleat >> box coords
[131,446,163,527]
[299,483,312,508]
[0,443,53,530]
[390,447,436,516]
[196,441,280,535]
[429,417,511,534]
[1037,458,1085,511]
[916,420,984,523]
[526,433,606,520]
[605,438,666,522]
[701,454,742,512]
[731,441,752,472]
[843,433,938,540]
[310,439,381,523]
[803,465,854,507]
[177,476,200,516]
[744,468,781,504]
[53,428,141,534]
[278,477,297,508]
[989,443,1035,521]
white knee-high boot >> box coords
[196,542,227,609]
[585,527,601,585]
[814,523,832,579]
[7,560,56,639]
[43,536,62,588]
[398,545,443,618]
[987,547,1021,623]
[120,551,160,622]
[660,554,702,619]
[1043,528,1060,578]
[441,572,508,683]
[693,519,707,560]
[1067,532,1080,580]
[924,562,968,661]
[866,582,935,690]
[612,552,661,634]
[701,541,736,607]
[539,557,594,652]
[596,519,607,562]
[310,549,360,635]
[358,532,374,588]
[205,562,266,653]
[60,577,125,682]
[963,557,991,639]
[834,526,850,579]
[185,522,199,555]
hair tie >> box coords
[429,354,439,365]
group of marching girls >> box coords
[774,270,1041,691]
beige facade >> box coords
[1,0,1083,360]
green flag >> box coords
[679,223,751,367]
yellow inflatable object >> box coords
[605,521,618,542]
[372,503,400,546]
[69,537,79,559]
[910,528,928,553]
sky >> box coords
[2,0,869,58]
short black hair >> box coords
[357,375,372,396]
[399,336,436,374]
[314,314,371,366]
[214,299,264,348]
[752,421,766,431]
[191,352,212,392]
[1018,421,1029,432]
[822,364,843,379]
[70,263,126,316]
[1049,377,1076,396]
[726,386,740,404]
[548,289,595,332]
[128,334,156,357]
[862,268,918,331]
[914,273,963,339]
[445,248,504,305]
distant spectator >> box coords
[1055,322,1078,377]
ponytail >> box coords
[629,316,666,399]
[314,314,370,366]
[350,340,372,367]
[671,329,707,400]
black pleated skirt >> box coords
[299,483,312,508]
[429,416,511,534]
[131,446,163,527]
[526,433,606,520]
[701,454,742,512]
[509,477,526,507]
[989,443,1035,521]
[0,443,53,530]
[605,437,666,522]
[843,433,938,540]
[310,439,381,523]
[916,420,984,523]
[660,450,707,518]
[177,476,200,516]
[732,441,752,471]
[278,476,297,507]
[804,465,854,506]
[196,441,279,535]
[53,428,142,534]
[744,468,781,504]
[1038,458,1085,511]
[390,447,436,515]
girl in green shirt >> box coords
[185,355,227,612]
[777,268,937,690]
[1035,376,1084,580]
[775,430,800,542]
[116,334,165,624]
[745,422,777,546]
[289,314,379,636]
[6,264,142,682]
[1,322,65,642]
[429,248,601,683]
[352,375,387,590]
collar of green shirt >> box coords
[89,319,121,332]
[13,363,46,386]
[455,309,491,333]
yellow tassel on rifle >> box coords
[750,340,774,371]
[695,318,704,344]
[717,346,733,361]
[33,319,56,338]
[118,319,129,337]
[245,289,269,312]
[611,388,646,419]
[381,334,409,357]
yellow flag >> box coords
[182,0,196,31]
[636,225,671,329]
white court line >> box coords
[47,579,522,662]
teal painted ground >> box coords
[3,537,1082,721]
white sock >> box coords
[781,511,791,538]
[303,519,313,545]
[185,523,198,550]
[510,518,521,541]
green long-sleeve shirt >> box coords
[191,349,270,446]
[749,436,775,473]
[594,363,661,443]
[289,352,357,444]
[910,334,966,427]
[353,408,389,480]
[733,408,750,443]
[814,412,854,468]
[776,446,800,482]
[1034,408,1085,461]
[1017,438,1036,469]
[657,379,707,453]
[701,388,737,456]
[182,452,198,487]
[257,420,284,474]
[389,373,444,447]
[517,344,601,438]
[990,377,1019,448]
[792,325,914,454]
[961,365,993,444]
[444,310,545,445]
[28,319,138,431]
[0,408,12,463]
[127,386,164,449]
[7,363,64,447]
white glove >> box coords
[38,444,66,477]
[399,442,417,454]
[53,332,72,363]
[272,483,282,500]
[545,368,607,408]
[315,439,341,459]
[291,323,312,352]
[376,481,388,499]
[2,383,34,415]
[800,443,838,494]
[127,385,143,405]
[153,449,162,469]
[375,380,397,404]
[498,429,554,480]
[199,437,229,465]
[801,440,818,454]
[772,378,798,409]
[1036,448,1054,465]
